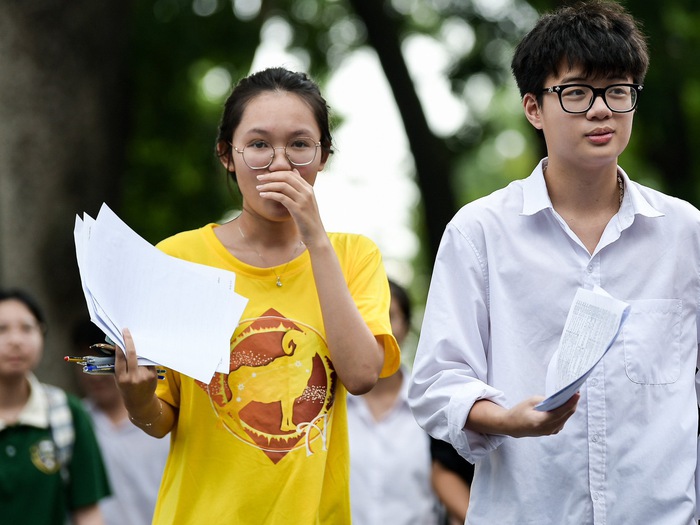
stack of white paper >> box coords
[535,286,630,412]
[73,203,248,383]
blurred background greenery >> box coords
[1,0,699,389]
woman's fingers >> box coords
[122,328,137,367]
[116,328,154,382]
[114,328,159,411]
[256,170,325,241]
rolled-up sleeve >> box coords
[408,221,507,463]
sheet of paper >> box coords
[535,286,629,412]
[74,203,248,382]
[75,214,125,348]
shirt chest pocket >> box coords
[623,298,682,385]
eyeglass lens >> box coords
[559,85,638,113]
[241,138,318,169]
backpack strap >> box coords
[43,384,74,483]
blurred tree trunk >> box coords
[0,1,130,391]
[346,0,458,263]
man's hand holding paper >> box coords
[535,286,630,412]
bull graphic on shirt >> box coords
[196,309,336,463]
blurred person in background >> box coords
[72,319,168,525]
[0,288,110,525]
[430,436,474,525]
[347,279,440,524]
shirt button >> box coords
[587,265,593,273]
[5,445,16,457]
[591,434,599,443]
[589,378,598,387]
[593,492,600,501]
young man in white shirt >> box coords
[409,2,700,524]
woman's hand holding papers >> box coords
[466,393,580,438]
[115,328,175,437]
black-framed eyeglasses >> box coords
[542,83,643,114]
[232,137,321,170]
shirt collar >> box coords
[521,160,552,216]
[521,158,664,219]
[0,373,50,431]
[617,167,664,219]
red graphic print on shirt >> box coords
[196,309,336,463]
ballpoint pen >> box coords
[64,355,116,366]
[83,365,117,375]
[81,362,166,380]
[84,363,116,371]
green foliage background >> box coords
[121,0,700,281]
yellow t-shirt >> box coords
[152,224,399,524]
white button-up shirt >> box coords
[348,368,439,525]
[409,160,700,525]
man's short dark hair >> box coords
[511,0,649,100]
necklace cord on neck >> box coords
[542,164,625,206]
[237,223,304,287]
